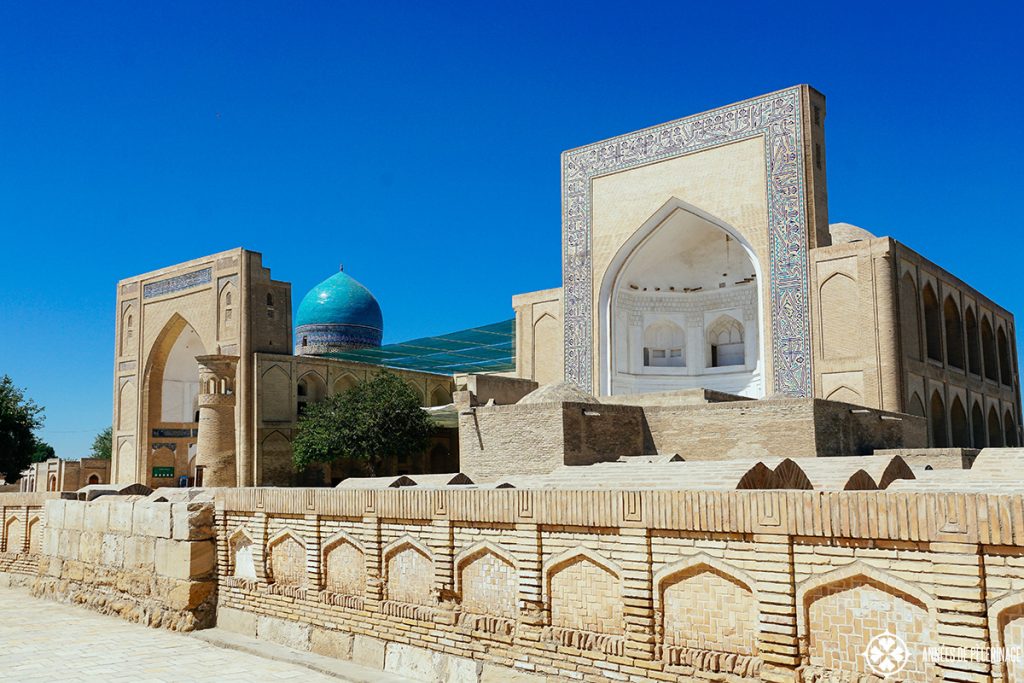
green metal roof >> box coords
[325,319,515,375]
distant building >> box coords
[109,86,1021,488]
[19,458,110,492]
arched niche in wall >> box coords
[998,325,1013,386]
[599,197,764,398]
[297,371,327,415]
[950,395,969,448]
[922,283,942,363]
[120,305,137,358]
[898,273,921,361]
[965,306,981,375]
[972,400,986,448]
[219,280,238,340]
[982,316,998,381]
[820,272,860,360]
[988,405,1004,447]
[929,391,947,448]
[143,315,208,427]
[943,295,965,370]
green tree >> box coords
[0,375,44,481]
[90,426,113,460]
[30,438,55,463]
[292,370,432,475]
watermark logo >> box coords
[863,631,909,678]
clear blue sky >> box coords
[1,1,1021,457]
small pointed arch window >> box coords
[266,292,276,319]
[707,316,745,368]
[643,320,685,368]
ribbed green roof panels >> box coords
[324,318,516,375]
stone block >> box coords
[167,580,216,611]
[79,531,103,564]
[107,501,135,534]
[133,503,172,538]
[481,664,546,683]
[83,501,110,532]
[124,536,155,568]
[216,606,257,636]
[155,539,216,580]
[384,643,480,683]
[310,627,354,660]
[257,614,311,651]
[41,528,59,556]
[171,502,215,541]
[101,533,125,568]
[44,499,66,529]
[58,530,81,560]
[352,634,386,670]
[63,502,85,531]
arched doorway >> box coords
[140,315,208,485]
[600,199,763,397]
[1005,409,1018,448]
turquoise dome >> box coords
[294,269,383,355]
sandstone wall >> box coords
[459,402,644,481]
[643,398,924,460]
[32,497,217,631]
[213,486,1024,682]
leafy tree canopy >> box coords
[292,370,432,475]
[0,375,45,481]
[90,426,113,460]
[30,439,55,463]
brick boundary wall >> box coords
[0,492,59,587]
[213,487,1024,682]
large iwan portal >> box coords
[601,200,764,398]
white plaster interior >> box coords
[161,324,205,422]
[601,201,764,398]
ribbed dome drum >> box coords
[294,268,383,355]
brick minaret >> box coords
[195,354,239,487]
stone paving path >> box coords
[0,587,343,682]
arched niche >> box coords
[297,371,327,415]
[1005,409,1018,447]
[989,405,1004,447]
[982,316,998,381]
[943,295,964,369]
[929,391,947,447]
[599,198,764,398]
[219,281,238,339]
[950,395,969,447]
[143,315,208,427]
[922,283,942,362]
[972,400,986,448]
[965,306,981,375]
[333,373,359,396]
[998,325,1013,386]
[898,273,921,361]
[120,305,137,357]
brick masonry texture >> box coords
[8,484,1024,681]
[203,485,1024,682]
